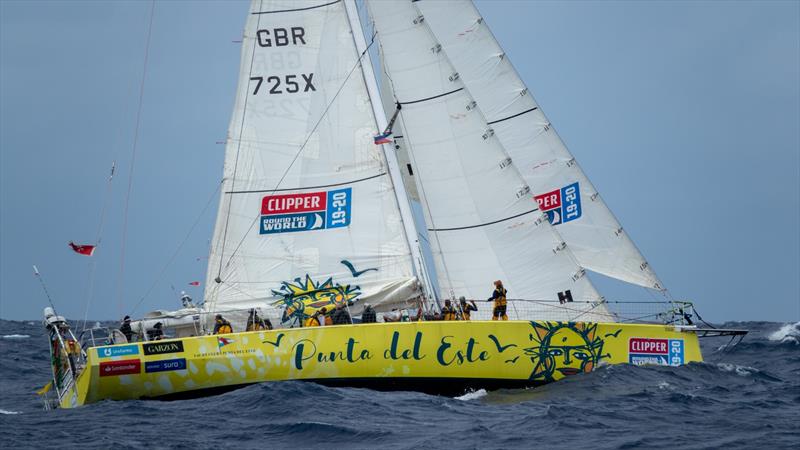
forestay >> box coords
[204,0,420,323]
[368,0,615,322]
[414,0,664,291]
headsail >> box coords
[368,0,614,322]
[204,0,422,325]
[412,0,664,291]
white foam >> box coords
[2,334,30,339]
[0,409,20,415]
[716,363,759,376]
[768,322,800,344]
[455,389,487,401]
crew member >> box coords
[441,299,457,321]
[246,309,266,331]
[361,304,377,323]
[332,303,352,325]
[304,310,321,327]
[119,315,133,342]
[487,280,508,320]
[147,322,165,340]
[459,297,478,321]
[319,307,333,326]
[213,314,233,334]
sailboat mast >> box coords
[343,0,437,305]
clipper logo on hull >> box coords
[535,182,581,225]
[628,337,684,366]
[259,188,351,235]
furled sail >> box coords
[204,0,421,325]
[368,0,615,322]
[412,0,664,291]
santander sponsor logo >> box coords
[629,338,668,354]
[99,359,141,377]
[261,192,326,215]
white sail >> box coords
[413,0,664,291]
[368,0,615,322]
[204,0,421,325]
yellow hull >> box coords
[59,320,701,408]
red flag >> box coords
[188,281,200,286]
[68,241,96,256]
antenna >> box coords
[33,265,61,319]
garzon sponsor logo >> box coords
[535,182,581,225]
[628,338,684,366]
[97,344,139,358]
[142,341,184,356]
[259,188,351,235]
[144,358,187,373]
[99,359,141,377]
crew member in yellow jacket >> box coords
[488,280,508,321]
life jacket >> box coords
[442,305,457,321]
[304,316,320,327]
[216,322,233,334]
[493,287,507,307]
[461,303,476,320]
[66,339,81,355]
[246,322,264,332]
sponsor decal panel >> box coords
[259,188,351,235]
[142,341,184,356]
[99,359,141,377]
[628,337,684,366]
[96,344,139,358]
[144,358,187,373]
[534,182,581,225]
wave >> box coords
[0,409,21,415]
[768,322,800,344]
[455,389,487,401]
[1,334,30,339]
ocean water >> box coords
[0,320,798,449]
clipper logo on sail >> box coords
[628,338,684,366]
[259,188,351,235]
[535,182,582,225]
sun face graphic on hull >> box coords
[523,322,610,381]
[272,275,361,326]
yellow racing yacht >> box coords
[41,0,744,409]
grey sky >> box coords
[1,0,798,322]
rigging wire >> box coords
[116,0,156,316]
[127,180,223,317]
[216,0,264,279]
[81,162,116,331]
[215,29,380,280]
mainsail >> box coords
[204,0,423,324]
[368,0,615,322]
[411,0,664,291]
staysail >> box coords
[412,0,664,291]
[204,0,423,325]
[368,0,615,322]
